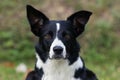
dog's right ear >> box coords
[67,11,92,37]
[26,5,49,36]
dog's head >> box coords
[26,5,92,61]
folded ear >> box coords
[26,5,49,36]
[67,10,92,37]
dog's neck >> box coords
[35,53,84,80]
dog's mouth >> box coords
[53,55,64,59]
[49,54,68,60]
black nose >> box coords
[53,46,63,55]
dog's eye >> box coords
[64,35,70,40]
[44,34,52,39]
[44,31,53,40]
[62,32,70,40]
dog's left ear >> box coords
[67,11,92,37]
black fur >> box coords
[26,5,98,80]
[26,68,43,80]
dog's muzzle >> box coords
[49,46,67,59]
[51,46,63,59]
[53,46,63,55]
[52,46,63,59]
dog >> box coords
[26,5,98,80]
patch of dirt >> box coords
[37,0,74,20]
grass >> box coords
[82,48,120,79]
[0,0,120,80]
[0,66,24,80]
[0,61,35,80]
[0,62,25,80]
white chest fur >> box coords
[36,54,83,80]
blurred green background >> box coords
[0,0,120,80]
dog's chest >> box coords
[41,60,81,80]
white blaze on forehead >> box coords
[49,23,67,58]
[56,23,60,32]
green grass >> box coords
[0,66,24,80]
[0,63,25,80]
[81,43,120,80]
[0,61,35,80]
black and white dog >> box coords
[26,5,98,80]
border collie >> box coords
[26,5,98,80]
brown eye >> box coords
[44,34,52,39]
[62,32,71,40]
[64,35,70,40]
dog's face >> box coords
[26,5,92,61]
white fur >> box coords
[36,53,83,80]
[49,23,66,59]
[36,53,43,69]
[56,23,60,32]
[35,22,83,80]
